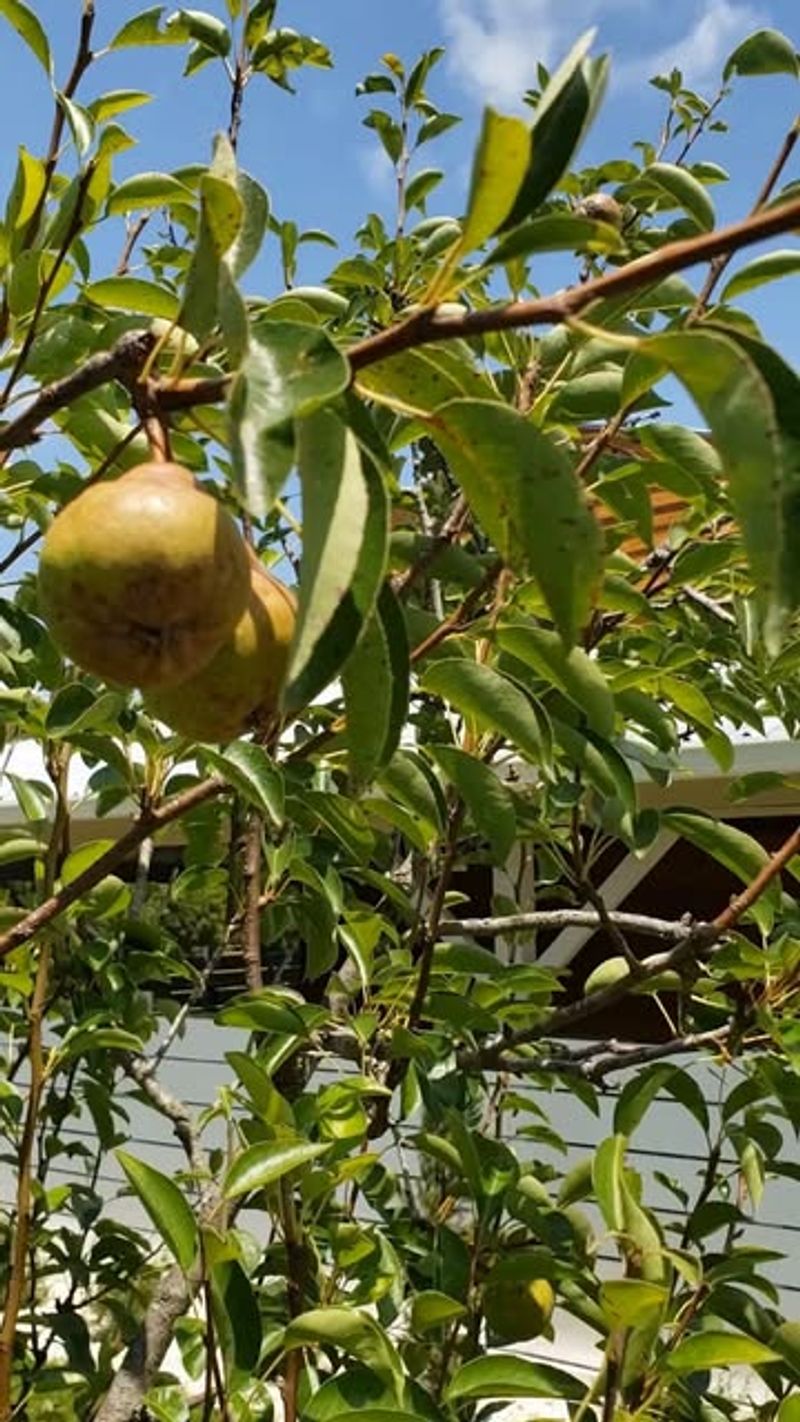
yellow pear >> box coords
[483,1255,555,1342]
[144,561,296,743]
[38,462,250,689]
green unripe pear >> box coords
[483,1254,556,1343]
[144,562,296,743]
[38,462,250,690]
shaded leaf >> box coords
[203,742,284,825]
[230,323,350,518]
[420,660,545,764]
[722,251,800,303]
[429,399,603,644]
[284,411,388,713]
[664,809,779,934]
[724,28,800,78]
[343,583,410,783]
[431,744,516,862]
[446,1354,586,1402]
[0,0,51,73]
[498,623,614,736]
[116,1151,198,1272]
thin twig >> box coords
[690,115,799,318]
[115,213,151,276]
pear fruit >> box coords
[38,462,250,690]
[483,1255,555,1343]
[144,561,296,743]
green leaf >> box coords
[45,684,125,738]
[420,660,545,764]
[431,745,516,863]
[486,212,624,265]
[707,327,800,624]
[202,743,284,825]
[342,584,410,784]
[228,170,270,278]
[57,94,94,157]
[722,251,800,303]
[83,276,179,320]
[614,1065,677,1137]
[724,28,800,79]
[641,161,715,232]
[498,624,614,736]
[502,35,608,230]
[212,1259,262,1373]
[0,0,51,73]
[410,1291,467,1332]
[179,172,243,339]
[87,90,153,122]
[429,400,602,644]
[601,1279,668,1328]
[553,722,635,819]
[778,1399,800,1422]
[356,345,492,413]
[640,330,783,631]
[664,809,780,934]
[116,1151,198,1272]
[172,7,230,55]
[229,323,350,518]
[284,411,388,713]
[106,171,194,215]
[223,1139,331,1199]
[446,1354,586,1402]
[283,1308,403,1393]
[110,6,191,48]
[664,1332,779,1373]
[378,750,444,834]
[458,108,531,253]
[593,1134,627,1232]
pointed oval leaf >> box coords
[116,1150,198,1272]
[202,743,284,825]
[230,324,350,517]
[641,330,783,626]
[665,1332,779,1373]
[83,276,180,320]
[431,744,516,863]
[284,412,388,713]
[284,1308,403,1392]
[420,659,544,764]
[459,108,531,253]
[502,43,608,230]
[614,1065,678,1137]
[498,624,614,736]
[223,1139,331,1199]
[724,28,800,78]
[106,171,194,215]
[664,809,780,934]
[429,399,603,644]
[0,0,51,73]
[722,250,800,303]
[342,583,410,783]
[446,1354,586,1402]
[642,162,715,232]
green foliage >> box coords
[0,5,799,1420]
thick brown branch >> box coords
[0,776,225,962]
[348,193,800,371]
[0,331,156,451]
[492,1027,732,1081]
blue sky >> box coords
[0,2,798,356]
[0,2,798,335]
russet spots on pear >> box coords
[144,561,296,743]
[39,462,251,690]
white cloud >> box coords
[617,0,765,86]
[356,143,395,197]
[438,0,768,106]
